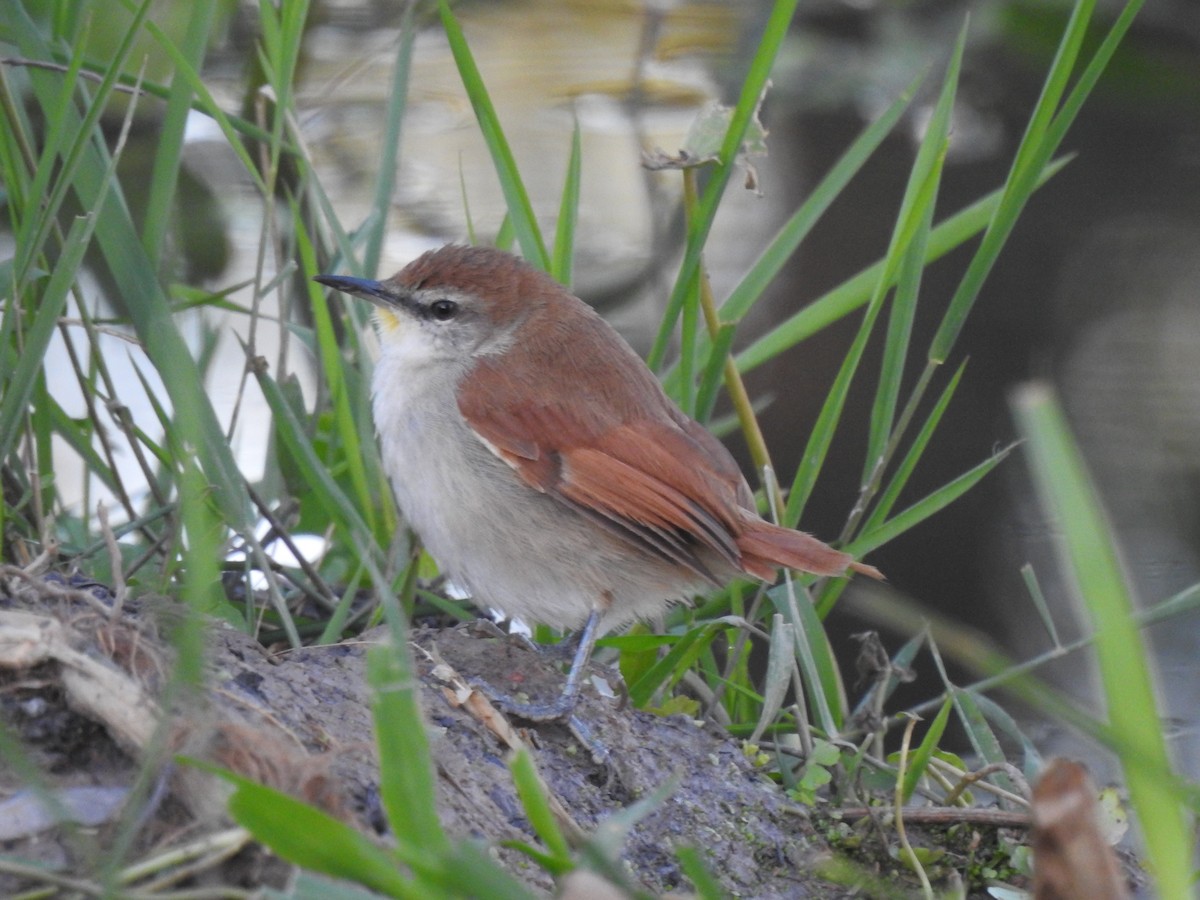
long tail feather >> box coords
[736,516,884,581]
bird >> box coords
[315,244,880,720]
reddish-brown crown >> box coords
[388,245,559,325]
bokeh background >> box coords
[24,0,1200,772]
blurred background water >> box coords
[17,0,1200,772]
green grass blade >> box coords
[732,156,1069,377]
[860,358,967,534]
[626,624,721,709]
[8,9,128,288]
[1040,1,1146,174]
[694,323,737,422]
[438,843,536,899]
[780,301,875,527]
[877,19,963,282]
[133,15,267,195]
[853,444,1013,558]
[953,689,1010,772]
[551,119,582,287]
[582,774,681,863]
[363,1,416,278]
[1012,381,1191,898]
[928,0,1144,364]
[177,429,243,626]
[30,371,56,520]
[1133,581,1200,629]
[900,696,952,804]
[768,581,843,733]
[900,581,1200,736]
[317,566,366,645]
[865,198,932,486]
[646,0,799,370]
[254,364,377,551]
[827,447,1012,621]
[724,74,921,329]
[44,395,120,494]
[129,356,182,459]
[299,223,378,535]
[970,692,1043,777]
[749,614,795,743]
[11,29,294,165]
[209,763,419,898]
[0,215,93,463]
[677,264,699,416]
[255,0,308,154]
[13,8,256,538]
[782,24,963,527]
[926,634,1014,792]
[508,749,572,872]
[662,70,922,400]
[368,643,449,857]
[494,212,515,251]
[253,357,397,634]
[1020,563,1061,648]
[0,72,36,243]
[140,0,218,264]
[4,46,137,522]
[675,845,726,900]
[438,0,549,269]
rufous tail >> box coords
[736,516,884,582]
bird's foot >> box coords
[467,676,581,722]
[469,678,610,764]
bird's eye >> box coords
[429,298,458,321]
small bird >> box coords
[316,245,880,719]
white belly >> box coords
[371,353,694,630]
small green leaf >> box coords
[900,697,952,804]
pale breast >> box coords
[370,353,700,629]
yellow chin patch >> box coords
[373,307,404,335]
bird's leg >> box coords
[539,624,585,660]
[566,712,610,766]
[471,609,602,722]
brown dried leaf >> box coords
[1032,758,1129,900]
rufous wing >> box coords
[460,356,745,582]
[457,318,878,584]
